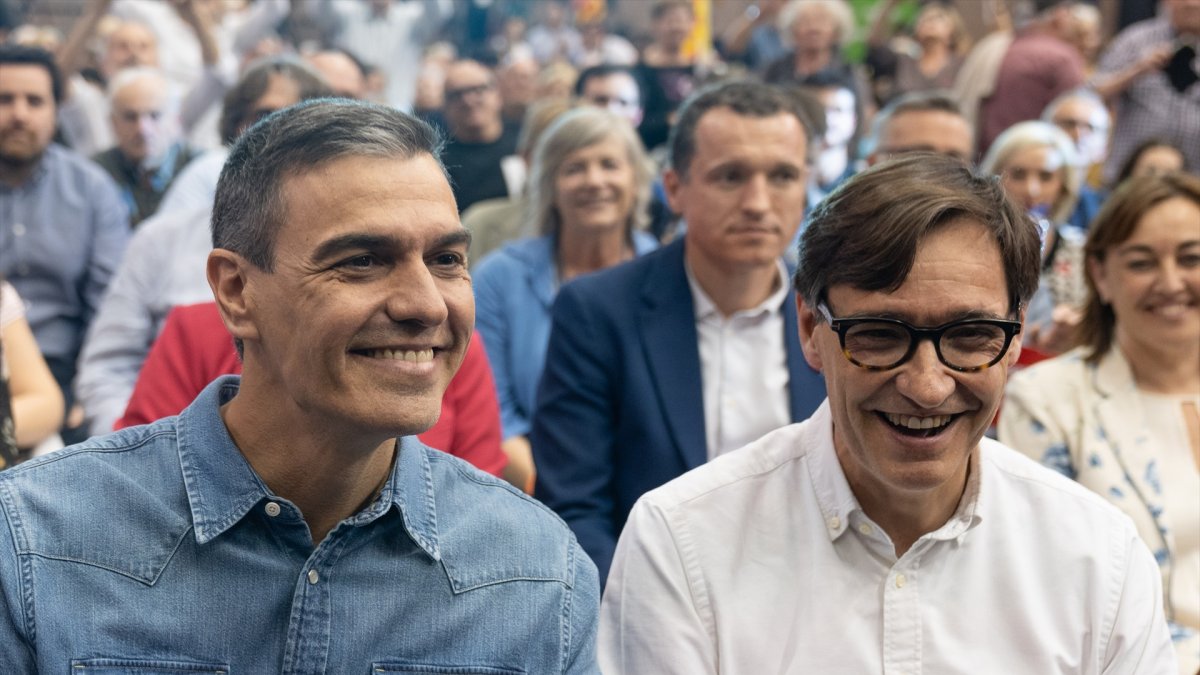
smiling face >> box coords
[668,107,808,277]
[1091,197,1200,354]
[553,134,637,235]
[1000,144,1065,214]
[234,153,473,439]
[799,218,1019,510]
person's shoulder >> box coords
[47,144,122,192]
[1007,348,1092,399]
[562,238,679,298]
[475,236,553,277]
[638,419,817,516]
[0,421,192,577]
[981,437,1136,533]
[423,447,587,586]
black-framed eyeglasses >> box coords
[817,302,1022,372]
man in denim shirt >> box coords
[0,100,600,673]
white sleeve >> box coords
[599,498,717,675]
[1101,527,1180,675]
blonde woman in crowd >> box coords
[473,107,658,493]
[982,120,1084,354]
[0,281,64,468]
[1000,173,1200,674]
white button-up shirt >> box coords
[599,402,1177,674]
[686,261,791,460]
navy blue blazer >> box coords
[531,238,827,583]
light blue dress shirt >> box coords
[0,144,129,365]
[0,376,600,673]
[473,232,658,440]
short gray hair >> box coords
[528,106,652,238]
[212,99,445,272]
[1040,87,1110,131]
[778,0,857,46]
[980,120,1081,224]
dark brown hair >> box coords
[1077,172,1200,361]
[794,154,1041,315]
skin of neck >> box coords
[685,245,782,317]
[1118,326,1200,395]
[839,438,976,558]
[556,221,631,281]
[220,366,399,546]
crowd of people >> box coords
[0,0,1196,671]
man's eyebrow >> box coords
[434,228,472,252]
[843,308,1009,323]
[311,233,396,262]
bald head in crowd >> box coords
[306,50,367,100]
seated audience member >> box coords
[117,301,506,479]
[575,64,643,128]
[1092,0,1199,186]
[92,67,199,227]
[865,90,973,166]
[1000,172,1200,674]
[975,0,1084,156]
[574,14,638,69]
[981,120,1085,355]
[0,45,130,443]
[866,0,970,106]
[496,52,538,127]
[765,0,857,86]
[474,107,659,493]
[526,0,582,65]
[635,0,708,151]
[1117,138,1190,185]
[440,59,521,212]
[799,70,860,203]
[462,98,575,265]
[0,280,64,467]
[599,155,1178,673]
[0,99,599,671]
[532,82,827,582]
[75,57,332,437]
[305,48,368,100]
[719,0,788,75]
[1042,88,1109,229]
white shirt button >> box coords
[264,502,281,517]
[307,569,319,585]
[857,523,872,535]
[827,516,841,530]
[895,573,907,589]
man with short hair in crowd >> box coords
[92,66,199,227]
[575,63,643,128]
[0,45,129,443]
[598,154,1177,673]
[866,90,974,166]
[0,99,600,672]
[532,81,827,583]
[440,59,520,213]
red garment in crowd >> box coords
[116,302,507,477]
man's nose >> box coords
[387,263,450,327]
[740,174,771,214]
[894,340,957,409]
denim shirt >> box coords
[0,376,600,673]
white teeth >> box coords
[364,348,434,363]
[1149,303,1193,319]
[883,413,953,430]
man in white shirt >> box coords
[599,154,1178,674]
[532,81,827,583]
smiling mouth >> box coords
[354,348,435,363]
[879,412,959,438]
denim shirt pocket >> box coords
[69,658,230,673]
[370,664,525,674]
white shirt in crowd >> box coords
[687,261,791,460]
[599,402,1177,674]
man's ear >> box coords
[207,249,260,344]
[796,293,825,373]
[662,167,683,215]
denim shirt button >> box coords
[264,502,281,517]
[307,569,319,585]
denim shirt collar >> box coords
[177,376,441,560]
